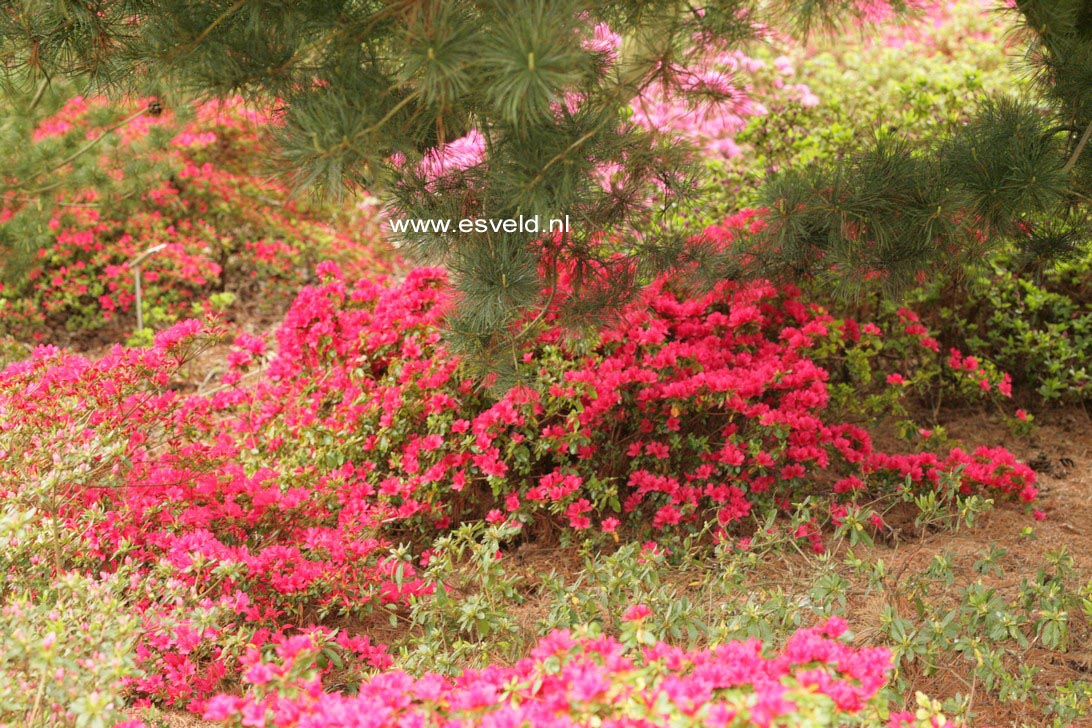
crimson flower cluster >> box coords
[0,210,1036,709]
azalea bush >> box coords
[872,544,1092,725]
[262,215,1035,547]
[201,619,953,728]
[0,205,1038,711]
[0,94,389,345]
[394,503,1092,726]
[0,319,405,708]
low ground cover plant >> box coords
[200,619,938,728]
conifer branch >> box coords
[1064,119,1092,174]
[8,104,149,195]
[169,0,248,61]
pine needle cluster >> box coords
[751,0,1092,296]
[0,1,942,366]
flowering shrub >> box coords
[0,321,403,708]
[693,0,1092,411]
[0,95,389,343]
[0,206,1037,709]
[257,221,1035,547]
[203,619,943,728]
[0,504,142,727]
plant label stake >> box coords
[129,244,166,331]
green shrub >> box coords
[0,505,142,728]
[923,252,1092,403]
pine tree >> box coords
[4,0,1073,373]
[750,0,1092,298]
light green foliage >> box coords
[398,521,529,674]
[687,0,1092,405]
[693,1,1016,222]
[0,506,143,728]
[539,537,712,648]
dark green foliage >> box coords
[939,98,1068,236]
[755,132,971,297]
[0,0,912,366]
[7,1,1086,364]
[962,260,1092,403]
[754,0,1092,300]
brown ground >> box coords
[915,408,1092,726]
[852,407,1092,726]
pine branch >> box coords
[1064,118,1092,173]
[3,103,150,195]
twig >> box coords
[129,243,167,269]
[966,668,977,723]
[27,76,50,114]
[357,90,420,145]
[524,127,602,193]
[170,0,248,60]
[1063,120,1092,175]
[1044,124,1080,138]
[26,671,47,726]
